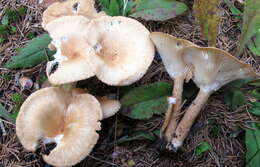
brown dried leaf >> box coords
[193,0,221,46]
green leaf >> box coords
[0,25,9,35]
[4,34,55,69]
[195,141,211,156]
[130,0,188,21]
[114,130,158,144]
[248,102,260,116]
[17,7,27,16]
[120,82,172,120]
[107,0,120,16]
[224,0,242,16]
[239,0,260,53]
[249,79,260,86]
[245,123,260,167]
[224,89,245,110]
[248,31,260,56]
[251,88,260,99]
[121,82,172,106]
[0,103,14,123]
[1,15,9,25]
[193,0,221,46]
[100,0,110,10]
[10,26,17,34]
[4,8,18,22]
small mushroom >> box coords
[45,15,155,86]
[42,0,102,28]
[171,46,259,150]
[16,87,103,166]
[96,96,121,119]
[71,88,121,118]
[150,32,194,146]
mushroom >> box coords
[149,32,194,146]
[42,0,103,29]
[171,46,259,150]
[16,87,102,166]
[71,88,121,118]
[45,15,154,86]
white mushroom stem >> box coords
[161,76,184,141]
[171,90,211,149]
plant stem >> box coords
[171,90,210,149]
[161,76,184,142]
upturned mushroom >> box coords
[42,0,103,28]
[45,15,154,85]
[16,87,120,166]
[171,46,259,150]
[150,32,194,146]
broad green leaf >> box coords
[130,0,188,21]
[224,89,245,110]
[248,31,260,56]
[195,141,211,156]
[239,0,260,53]
[121,82,172,120]
[248,102,260,116]
[4,34,55,69]
[0,103,14,123]
[122,96,169,119]
[193,0,221,46]
[245,123,260,167]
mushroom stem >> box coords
[161,76,184,141]
[171,90,210,149]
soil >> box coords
[0,0,259,167]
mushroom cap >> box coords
[86,16,155,85]
[70,88,121,119]
[16,87,102,166]
[46,15,154,85]
[183,46,259,92]
[96,96,121,119]
[45,16,101,85]
[42,0,99,29]
[150,32,195,79]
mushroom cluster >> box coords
[150,32,259,151]
[43,0,154,85]
[16,0,154,166]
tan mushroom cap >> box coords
[16,87,102,166]
[183,46,259,92]
[86,16,155,85]
[96,96,121,119]
[150,32,195,79]
[45,16,101,85]
[71,88,121,119]
[46,15,154,85]
[42,0,100,29]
